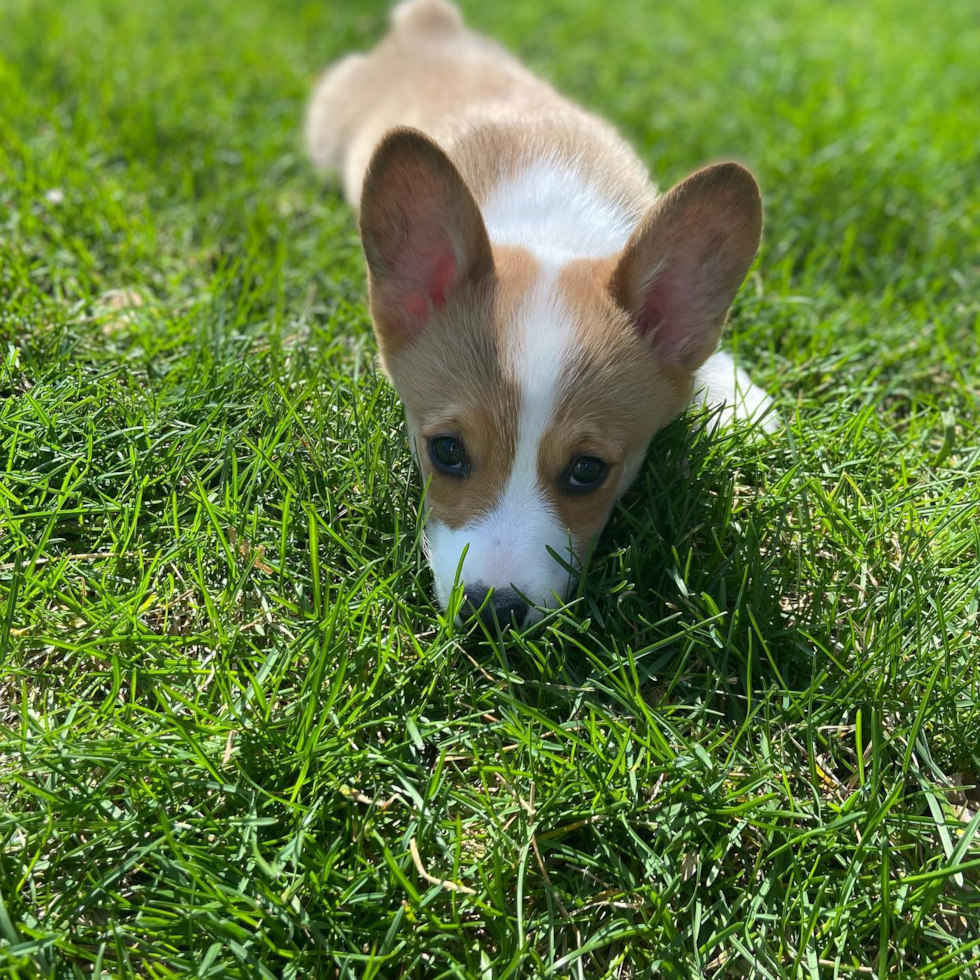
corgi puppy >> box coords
[306,0,776,627]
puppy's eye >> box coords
[429,435,466,474]
[564,455,608,493]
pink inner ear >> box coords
[402,291,430,325]
[636,277,667,338]
[426,248,457,310]
[632,241,723,370]
[380,242,459,335]
[637,266,699,362]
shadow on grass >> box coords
[460,409,814,719]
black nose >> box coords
[466,584,529,629]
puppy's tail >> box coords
[391,0,463,35]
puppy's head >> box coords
[360,128,762,625]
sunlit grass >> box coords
[1,0,979,976]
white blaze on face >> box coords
[425,269,579,620]
[425,159,639,619]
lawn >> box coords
[1,0,979,976]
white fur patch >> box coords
[692,351,780,433]
[425,270,580,621]
[482,158,639,262]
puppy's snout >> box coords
[466,583,529,629]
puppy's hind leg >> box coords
[305,2,464,200]
[304,53,371,181]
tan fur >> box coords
[541,258,694,551]
[359,127,495,355]
[610,163,764,370]
[306,0,655,215]
[393,246,537,529]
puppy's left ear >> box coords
[359,127,494,352]
[610,163,762,372]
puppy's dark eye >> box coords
[429,436,466,474]
[564,455,608,493]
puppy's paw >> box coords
[692,350,780,434]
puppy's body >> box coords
[307,0,774,624]
[308,1,652,214]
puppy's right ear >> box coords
[359,128,494,352]
[609,162,762,372]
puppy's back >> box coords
[306,1,527,203]
[305,0,650,212]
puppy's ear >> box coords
[359,128,494,350]
[609,163,762,372]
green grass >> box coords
[1,0,979,975]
